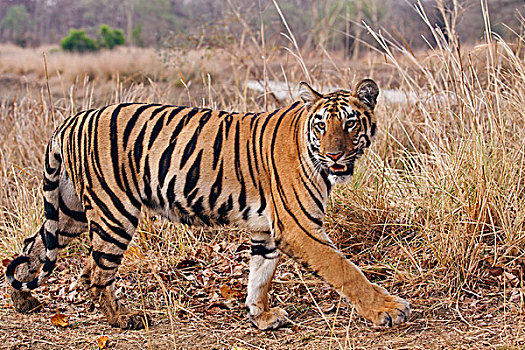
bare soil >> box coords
[1,234,523,350]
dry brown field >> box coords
[0,16,525,349]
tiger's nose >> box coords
[326,151,343,161]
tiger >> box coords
[6,79,410,330]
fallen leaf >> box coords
[206,302,230,314]
[176,258,198,270]
[219,284,242,300]
[488,266,504,277]
[2,258,11,267]
[50,312,69,327]
[97,335,109,349]
[220,284,234,300]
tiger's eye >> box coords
[316,122,326,131]
[345,120,356,131]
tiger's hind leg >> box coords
[10,226,47,313]
[245,231,288,330]
[11,172,88,312]
[84,213,150,330]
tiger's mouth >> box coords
[328,163,353,176]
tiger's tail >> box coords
[6,134,62,291]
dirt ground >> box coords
[1,249,524,350]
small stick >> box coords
[42,52,56,126]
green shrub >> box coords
[98,24,125,49]
[60,29,97,53]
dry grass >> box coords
[1,3,525,349]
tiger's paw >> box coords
[249,307,289,331]
[362,284,410,327]
[11,289,42,313]
[110,312,151,330]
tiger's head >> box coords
[300,79,379,184]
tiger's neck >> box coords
[293,104,332,201]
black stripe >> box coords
[209,161,223,210]
[187,188,198,204]
[90,130,141,228]
[85,187,125,228]
[191,196,211,225]
[122,103,159,149]
[91,250,123,270]
[26,278,40,290]
[158,140,177,188]
[184,150,203,199]
[217,194,233,224]
[111,104,139,192]
[233,121,247,211]
[224,113,233,138]
[91,279,115,289]
[166,106,186,124]
[120,160,142,209]
[127,152,141,200]
[148,109,168,149]
[179,110,212,170]
[245,137,257,187]
[6,256,30,281]
[90,220,129,251]
[44,143,59,175]
[251,244,277,257]
[43,199,59,221]
[133,119,148,171]
[233,121,241,182]
[251,117,261,174]
[58,230,83,238]
[298,173,325,213]
[167,176,177,208]
[159,108,198,186]
[42,258,55,273]
[43,177,59,192]
[292,186,323,227]
[257,183,266,215]
[44,229,58,250]
[58,194,87,223]
[157,185,165,209]
[212,122,223,170]
[143,155,153,205]
[173,200,190,216]
[242,207,250,220]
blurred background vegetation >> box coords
[0,0,523,53]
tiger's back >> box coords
[59,101,316,231]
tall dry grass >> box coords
[0,1,524,320]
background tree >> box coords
[0,5,31,46]
[0,0,522,55]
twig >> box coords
[42,52,56,127]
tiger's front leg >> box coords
[245,231,288,330]
[277,224,410,327]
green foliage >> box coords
[0,5,30,33]
[0,5,31,46]
[60,29,97,53]
[132,24,144,47]
[60,25,125,53]
[97,24,126,49]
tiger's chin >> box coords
[327,163,354,185]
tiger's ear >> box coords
[354,79,379,110]
[299,82,323,105]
